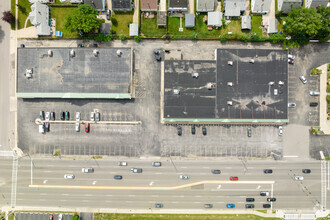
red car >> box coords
[85,123,89,133]
[230,176,238,181]
[49,215,53,220]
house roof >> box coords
[112,0,131,10]
[157,11,167,26]
[141,0,158,10]
[100,23,111,34]
[29,2,51,36]
[84,0,106,11]
[169,0,188,9]
[241,15,251,29]
[251,0,272,13]
[129,23,139,36]
[197,0,216,12]
[267,18,278,33]
[279,0,302,13]
[70,0,83,3]
[185,13,195,27]
[305,0,328,8]
[224,0,245,17]
[207,11,222,27]
[29,0,49,3]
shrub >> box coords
[53,150,60,156]
[2,11,15,24]
[94,33,113,42]
[119,34,126,40]
[327,84,330,92]
[110,17,118,26]
[110,28,116,34]
[310,68,322,75]
[220,35,227,42]
[127,21,132,27]
[134,35,141,42]
[269,33,285,43]
[221,18,227,28]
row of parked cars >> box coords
[39,111,100,122]
[177,125,207,136]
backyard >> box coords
[50,7,78,38]
[140,16,166,38]
[251,15,263,36]
[111,12,133,37]
[14,0,33,30]
[168,17,196,39]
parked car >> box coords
[288,54,295,60]
[295,176,304,181]
[46,112,50,121]
[246,198,255,202]
[64,174,75,179]
[245,204,254,209]
[82,168,94,173]
[260,192,269,196]
[230,176,238,181]
[65,111,70,120]
[204,204,213,208]
[177,126,182,136]
[95,112,100,121]
[152,162,161,167]
[118,161,127,166]
[310,91,320,96]
[39,123,45,133]
[279,126,283,136]
[288,58,294,64]
[50,112,55,121]
[131,168,142,173]
[226,204,235,208]
[155,203,163,208]
[247,128,251,137]
[211,169,221,174]
[45,123,50,132]
[90,112,95,121]
[274,89,278,95]
[58,214,63,220]
[40,111,44,120]
[263,204,271,208]
[60,111,65,120]
[267,198,276,202]
[264,169,273,174]
[299,76,307,84]
[49,215,53,220]
[106,9,111,20]
[288,103,296,108]
[76,112,80,121]
[302,169,311,174]
[202,126,207,135]
[180,175,189,180]
[75,123,80,132]
[114,175,122,180]
[191,125,195,135]
[85,123,89,133]
[310,102,318,107]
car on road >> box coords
[247,127,251,137]
[202,126,207,135]
[278,126,283,136]
[152,162,161,167]
[82,168,94,173]
[49,215,53,220]
[246,198,255,202]
[46,112,50,121]
[180,175,189,180]
[226,204,235,208]
[263,204,271,208]
[50,112,55,121]
[245,204,254,209]
[76,112,80,121]
[95,112,100,121]
[299,76,307,84]
[85,123,89,133]
[264,169,273,174]
[131,168,142,173]
[288,103,296,108]
[90,112,95,121]
[310,91,320,96]
[204,204,213,208]
[260,192,269,196]
[211,169,221,174]
[230,176,238,181]
[60,111,65,120]
[64,174,75,179]
[65,111,70,120]
[114,175,122,180]
[75,123,80,132]
[45,123,50,132]
[191,125,195,135]
[118,161,127,166]
[267,198,276,202]
[302,169,311,174]
[310,102,318,107]
[155,203,163,208]
[40,111,44,120]
[177,126,182,136]
[106,9,111,20]
[295,176,304,181]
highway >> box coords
[0,157,325,211]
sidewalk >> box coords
[319,64,330,134]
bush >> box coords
[71,215,79,220]
[269,33,285,43]
[54,150,60,156]
[127,21,133,27]
[94,33,113,42]
[119,34,126,40]
[310,68,322,75]
[220,35,227,42]
[327,84,330,92]
[134,35,141,42]
[110,17,118,26]
[221,18,227,28]
[110,28,116,34]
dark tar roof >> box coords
[164,49,288,120]
[112,0,132,10]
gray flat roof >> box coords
[163,49,288,122]
[17,47,132,99]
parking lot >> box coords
[17,40,330,159]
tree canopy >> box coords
[64,4,103,34]
[2,11,15,24]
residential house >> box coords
[277,0,302,14]
[185,13,195,28]
[100,23,111,34]
[207,11,222,27]
[129,23,139,36]
[251,0,272,14]
[29,2,51,36]
[267,18,278,33]
[168,0,188,12]
[197,0,217,12]
[112,0,132,11]
[224,0,245,18]
[305,0,328,8]
[141,0,158,11]
[241,15,251,29]
[85,0,106,11]
[157,11,167,26]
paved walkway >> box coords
[319,64,330,134]
[159,0,166,11]
[244,0,250,15]
[133,0,139,24]
[188,0,194,14]
[215,2,222,11]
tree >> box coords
[284,7,322,45]
[316,6,330,42]
[2,11,15,24]
[64,4,103,34]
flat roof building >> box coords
[185,13,195,28]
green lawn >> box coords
[11,0,16,29]
[50,7,78,38]
[140,16,166,38]
[94,213,280,220]
[221,19,249,36]
[168,17,196,39]
[111,12,133,37]
[251,15,263,36]
[195,14,222,38]
[17,0,32,29]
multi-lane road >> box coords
[0,157,326,211]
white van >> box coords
[39,123,45,133]
[310,91,320,96]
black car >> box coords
[245,204,254,209]
[302,169,311,174]
[40,111,44,120]
[263,204,271,208]
[50,112,55,121]
[246,198,255,202]
[177,126,182,136]
[60,112,65,120]
[191,125,196,135]
[310,102,318,107]
[113,175,122,180]
[204,204,213,208]
[211,169,221,174]
[45,123,50,132]
[267,198,276,202]
[155,204,163,208]
[264,169,273,174]
[202,126,207,135]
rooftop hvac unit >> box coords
[173,89,180,95]
[250,59,254,63]
[206,83,216,89]
[269,81,275,86]
[117,50,122,57]
[25,68,33,78]
[48,50,53,57]
[70,50,75,57]
[93,49,99,57]
[227,82,233,87]
[278,81,284,86]
[228,61,233,66]
[192,72,199,79]
[227,101,233,106]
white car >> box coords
[90,112,95,121]
[58,214,63,220]
[64,174,75,179]
[118,161,127,166]
[76,112,80,121]
[288,103,296,108]
[75,123,80,132]
[310,91,320,96]
[299,76,307,84]
[278,126,283,136]
[82,168,94,173]
[295,176,304,181]
[180,175,190,180]
[288,54,295,60]
[45,112,50,121]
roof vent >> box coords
[227,82,233,87]
[227,101,233,105]
[70,50,75,57]
[117,50,122,57]
[192,72,199,79]
[250,59,254,63]
[278,81,284,86]
[269,81,274,86]
[25,68,33,78]
[228,61,233,66]
[48,50,53,57]
[173,89,180,95]
[206,83,216,89]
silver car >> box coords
[82,168,94,173]
[299,76,307,84]
[75,123,80,132]
[45,112,50,121]
[76,112,80,121]
[288,103,296,108]
[295,176,304,181]
[64,174,75,179]
[310,91,320,96]
[90,112,95,121]
[180,175,189,180]
[95,112,100,121]
[152,162,161,167]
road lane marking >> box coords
[149,181,154,186]
[217,185,222,190]
[43,180,47,184]
[92,181,97,185]
[29,180,275,191]
[151,195,159,197]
